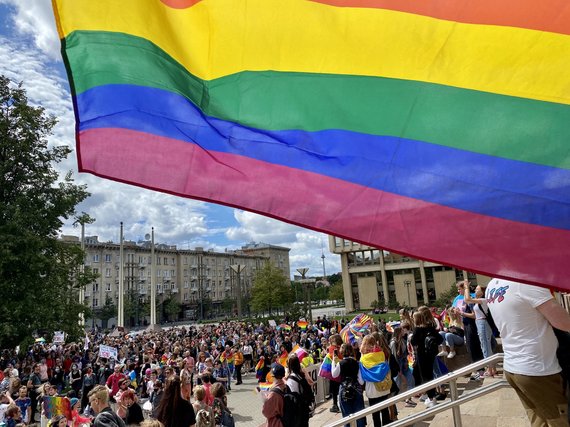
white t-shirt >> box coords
[486,278,560,376]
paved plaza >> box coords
[225,370,529,427]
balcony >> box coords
[84,291,92,297]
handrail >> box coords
[324,353,507,427]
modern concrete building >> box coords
[328,236,491,311]
[61,235,289,326]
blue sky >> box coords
[0,0,341,278]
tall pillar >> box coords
[150,228,157,326]
[118,222,124,328]
[378,251,389,307]
[419,260,429,304]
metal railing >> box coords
[325,353,508,427]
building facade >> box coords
[239,242,291,279]
[328,236,491,311]
[61,235,289,326]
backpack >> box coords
[271,385,303,427]
[425,333,440,357]
[195,408,215,427]
[340,377,360,402]
[289,375,316,418]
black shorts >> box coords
[244,354,253,362]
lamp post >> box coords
[230,264,245,319]
[297,268,316,321]
[404,280,412,307]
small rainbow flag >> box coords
[317,353,335,381]
[277,324,292,332]
[43,396,72,420]
[297,320,308,330]
[257,382,273,392]
[255,358,265,380]
[278,350,289,367]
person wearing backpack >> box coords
[286,354,315,427]
[331,344,366,427]
[411,307,443,408]
[262,363,287,427]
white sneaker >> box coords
[419,394,428,402]
[447,350,456,359]
[425,398,437,408]
[437,350,448,357]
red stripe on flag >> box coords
[78,127,570,291]
[310,0,570,36]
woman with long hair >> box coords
[463,282,497,377]
[410,307,443,408]
[155,376,196,427]
[286,353,314,427]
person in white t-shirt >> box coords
[486,278,570,426]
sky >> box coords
[0,0,341,279]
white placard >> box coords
[53,332,65,344]
[99,344,118,360]
[268,320,277,327]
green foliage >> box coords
[387,292,401,310]
[328,273,342,287]
[0,76,91,347]
[163,297,181,320]
[370,300,381,309]
[251,261,293,314]
[328,281,345,302]
[94,294,117,329]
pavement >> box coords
[224,368,530,427]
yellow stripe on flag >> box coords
[53,0,570,105]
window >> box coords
[105,268,111,277]
[93,298,99,307]
[156,256,161,265]
[92,268,99,275]
[171,257,175,265]
[184,292,188,301]
[184,281,189,289]
[93,254,99,262]
[105,254,112,262]
[183,257,188,265]
[170,270,175,277]
[164,257,168,265]
[92,283,99,292]
[106,283,111,291]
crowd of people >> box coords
[0,278,568,427]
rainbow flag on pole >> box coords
[53,0,570,290]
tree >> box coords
[163,297,181,321]
[0,76,91,348]
[94,295,117,329]
[329,281,345,302]
[251,262,293,315]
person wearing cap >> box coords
[69,397,90,427]
[262,363,286,427]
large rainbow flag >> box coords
[53,0,570,290]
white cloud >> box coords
[226,211,340,277]
[0,0,60,59]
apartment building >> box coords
[61,235,288,326]
[239,242,291,279]
[328,236,491,311]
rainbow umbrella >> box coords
[297,320,308,330]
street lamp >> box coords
[230,264,245,319]
[297,268,315,322]
[404,280,412,307]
